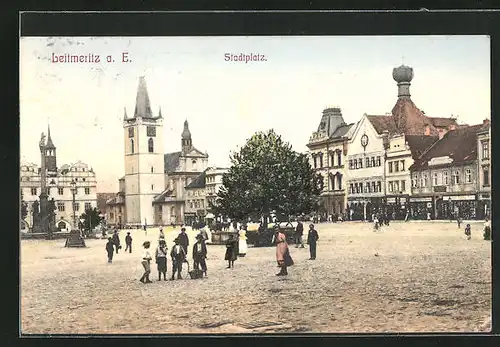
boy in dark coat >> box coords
[170,238,186,280]
[112,230,121,254]
[193,233,208,277]
[307,224,319,260]
[106,237,114,263]
[125,232,132,253]
[224,234,238,269]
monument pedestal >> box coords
[65,229,86,247]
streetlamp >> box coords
[70,179,77,228]
[448,197,452,221]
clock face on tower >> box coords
[361,134,369,148]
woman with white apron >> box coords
[238,225,248,257]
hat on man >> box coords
[174,237,180,244]
[143,241,150,247]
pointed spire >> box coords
[181,119,191,139]
[157,106,163,119]
[133,76,153,119]
[123,107,128,120]
[46,124,56,149]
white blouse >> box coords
[142,249,152,260]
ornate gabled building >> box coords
[307,107,355,219]
[476,120,491,219]
[152,120,209,225]
[410,121,489,220]
[345,64,459,220]
[20,126,98,231]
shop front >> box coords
[347,196,383,221]
[477,193,491,220]
[409,196,433,220]
[385,195,409,220]
[440,194,478,220]
[319,194,346,220]
[184,212,197,226]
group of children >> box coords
[139,228,209,284]
[105,230,133,263]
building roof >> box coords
[46,124,56,149]
[411,123,486,170]
[367,100,458,137]
[186,171,206,189]
[97,193,115,212]
[153,188,175,203]
[330,123,355,138]
[405,135,439,160]
[429,117,457,128]
[181,120,192,139]
[164,152,182,173]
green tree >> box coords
[212,129,322,223]
[79,208,102,230]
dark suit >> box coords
[178,232,189,254]
[193,240,208,272]
[307,229,319,259]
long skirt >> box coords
[225,246,238,261]
[238,240,247,256]
[157,257,167,272]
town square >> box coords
[19,36,491,334]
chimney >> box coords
[483,118,490,125]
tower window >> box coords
[128,127,134,138]
[151,184,154,190]
[147,126,156,137]
[148,138,154,153]
[130,139,135,154]
[151,166,154,173]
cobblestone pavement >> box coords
[20,221,491,334]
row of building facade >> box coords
[307,65,491,220]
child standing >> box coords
[155,239,168,281]
[106,237,114,263]
[125,232,132,253]
[140,241,153,283]
[465,224,472,240]
[170,238,186,280]
[224,233,238,269]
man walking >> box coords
[307,224,319,260]
[112,229,121,254]
[125,231,132,253]
[295,220,304,248]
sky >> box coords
[20,36,490,192]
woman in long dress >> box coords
[238,225,248,257]
[275,227,292,276]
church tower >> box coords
[123,76,165,226]
[45,124,57,175]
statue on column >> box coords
[39,132,46,150]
